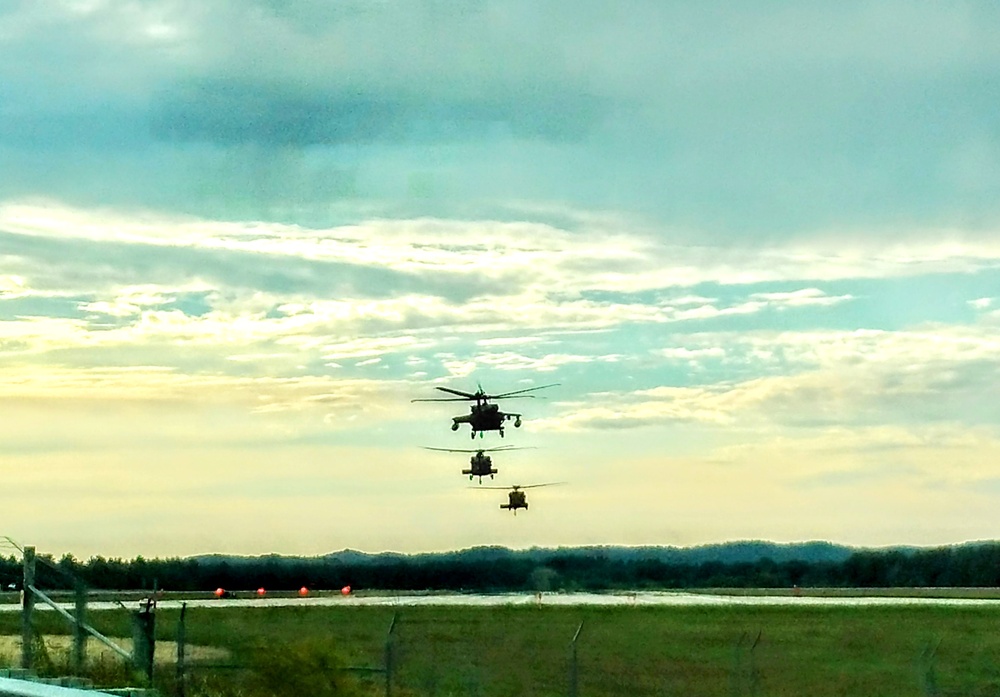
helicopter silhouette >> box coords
[476,483,564,514]
[412,383,557,438]
[422,445,533,483]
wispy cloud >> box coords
[539,327,1000,431]
[5,203,1000,301]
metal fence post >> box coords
[730,630,762,697]
[920,638,941,696]
[385,612,397,697]
[748,630,761,697]
[21,546,35,670]
[569,621,584,697]
[731,631,746,697]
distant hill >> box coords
[26,539,1000,591]
[194,541,863,568]
[314,540,856,566]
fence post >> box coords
[920,638,941,696]
[385,612,397,697]
[177,602,187,697]
[569,621,584,697]
[74,582,87,672]
[132,600,156,683]
[748,630,761,697]
[730,631,746,697]
[21,546,35,670]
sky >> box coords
[2,0,1000,559]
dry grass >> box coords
[0,634,228,665]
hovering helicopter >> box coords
[413,383,558,438]
[422,445,532,483]
[477,483,563,514]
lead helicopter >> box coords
[422,445,532,483]
[412,383,558,438]
[476,483,564,514]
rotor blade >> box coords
[426,445,534,454]
[411,397,474,403]
[472,481,564,491]
[488,383,559,399]
[434,386,479,399]
[517,482,566,489]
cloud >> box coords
[6,203,1000,302]
[151,79,607,147]
[749,288,854,308]
[0,273,28,298]
[0,363,408,421]
[657,347,726,360]
[3,202,999,404]
[3,1,1000,232]
[538,327,1000,431]
[475,336,545,347]
[466,350,622,373]
[319,335,435,361]
[79,282,213,317]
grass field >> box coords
[3,601,1000,696]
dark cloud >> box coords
[149,79,606,147]
[2,1,1000,232]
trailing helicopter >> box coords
[422,445,532,483]
[412,383,558,438]
[477,483,564,514]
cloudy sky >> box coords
[2,1,1000,558]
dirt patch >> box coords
[0,635,229,665]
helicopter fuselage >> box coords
[500,490,528,511]
[452,402,522,438]
[463,452,497,482]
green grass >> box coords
[4,603,1000,696]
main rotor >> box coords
[477,482,565,492]
[422,446,532,454]
[412,383,558,405]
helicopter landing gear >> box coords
[514,417,522,428]
[499,428,505,438]
[451,422,460,431]
[470,430,476,439]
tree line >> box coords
[3,543,1000,592]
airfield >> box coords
[4,592,1000,697]
[7,588,1000,611]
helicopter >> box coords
[477,483,563,514]
[412,383,558,438]
[422,445,532,483]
